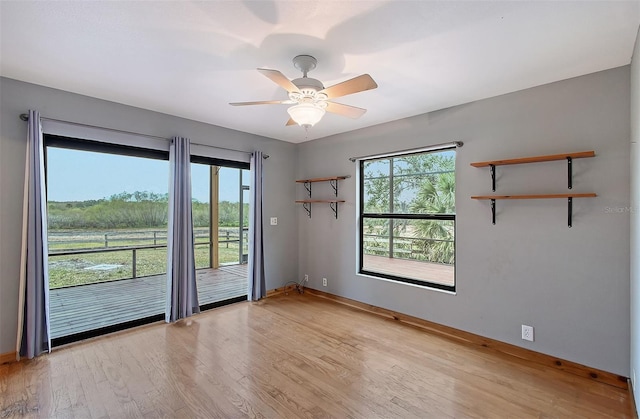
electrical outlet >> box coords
[522,325,534,342]
[304,274,309,282]
[270,217,278,226]
[322,277,327,287]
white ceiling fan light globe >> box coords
[287,103,326,128]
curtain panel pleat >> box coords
[166,137,199,322]
[248,151,266,300]
[16,109,51,359]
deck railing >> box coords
[48,228,249,288]
[48,228,245,248]
[363,233,454,264]
[49,242,215,279]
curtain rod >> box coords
[348,141,463,162]
[19,113,269,159]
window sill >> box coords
[355,271,457,295]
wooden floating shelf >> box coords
[471,193,597,200]
[472,193,596,227]
[296,175,349,219]
[295,176,350,183]
[470,151,595,167]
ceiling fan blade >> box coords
[229,100,294,106]
[285,118,297,126]
[257,68,300,93]
[325,102,367,119]
[319,74,377,99]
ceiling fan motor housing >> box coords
[289,77,327,106]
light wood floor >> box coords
[1,293,633,418]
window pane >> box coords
[362,218,390,255]
[363,159,390,212]
[47,148,169,288]
[362,218,454,287]
[363,151,455,215]
[191,163,212,269]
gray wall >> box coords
[630,26,640,400]
[0,77,298,355]
[297,66,630,376]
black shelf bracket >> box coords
[567,157,573,189]
[490,164,496,192]
[296,176,347,220]
[330,202,339,219]
[568,197,572,228]
[330,179,339,196]
[304,181,312,198]
[491,199,496,225]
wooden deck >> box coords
[363,254,454,286]
[49,265,247,339]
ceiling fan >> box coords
[230,55,378,128]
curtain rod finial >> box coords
[20,113,29,121]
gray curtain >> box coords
[16,109,51,358]
[248,151,266,300]
[166,137,199,322]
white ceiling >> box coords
[1,1,639,144]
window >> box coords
[359,148,456,291]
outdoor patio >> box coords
[49,256,452,341]
[49,264,248,339]
[363,254,454,286]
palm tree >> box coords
[409,172,455,264]
[362,153,455,261]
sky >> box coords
[46,147,248,202]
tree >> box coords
[409,172,455,264]
[362,152,455,263]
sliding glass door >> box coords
[46,137,170,344]
[46,135,250,345]
[191,163,249,308]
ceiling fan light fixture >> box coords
[287,103,326,128]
